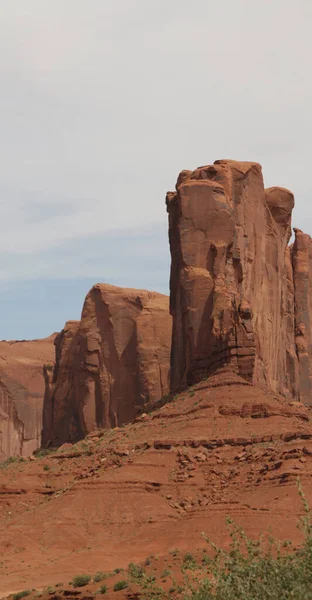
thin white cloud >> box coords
[0,0,311,268]
[0,224,170,282]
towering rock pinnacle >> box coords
[44,284,172,445]
[166,159,312,405]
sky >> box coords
[1,0,312,339]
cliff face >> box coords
[0,336,56,459]
[292,229,312,404]
[166,159,312,405]
[44,284,172,445]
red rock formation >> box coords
[0,336,56,459]
[45,284,172,445]
[166,160,310,403]
[292,229,312,405]
[42,321,80,446]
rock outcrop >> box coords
[166,159,312,405]
[44,284,172,445]
[0,336,56,459]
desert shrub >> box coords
[129,483,312,600]
[113,580,128,591]
[34,448,56,458]
[0,456,24,470]
[183,553,197,569]
[13,591,30,600]
[128,563,145,580]
[160,569,171,579]
[98,584,107,594]
[93,572,107,583]
[184,483,312,600]
[93,571,107,583]
[72,574,91,588]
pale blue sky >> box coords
[1,0,312,338]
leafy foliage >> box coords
[93,572,107,583]
[128,483,312,600]
[113,580,128,591]
[12,591,31,600]
[72,574,91,588]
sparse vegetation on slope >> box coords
[127,484,312,600]
[4,488,312,600]
[2,376,312,598]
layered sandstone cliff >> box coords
[166,160,312,405]
[0,336,56,459]
[43,284,172,445]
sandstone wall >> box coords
[292,229,312,404]
[0,336,56,459]
[44,284,172,445]
[167,159,312,405]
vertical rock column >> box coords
[167,160,298,399]
[292,229,312,406]
[167,161,266,391]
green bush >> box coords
[93,572,107,583]
[160,569,171,579]
[0,456,24,470]
[34,448,56,458]
[129,484,312,600]
[128,562,145,579]
[72,574,91,588]
[183,553,197,569]
[185,483,312,600]
[98,584,107,594]
[113,580,128,591]
[13,591,31,600]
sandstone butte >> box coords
[0,335,55,460]
[167,159,312,405]
[42,283,172,446]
